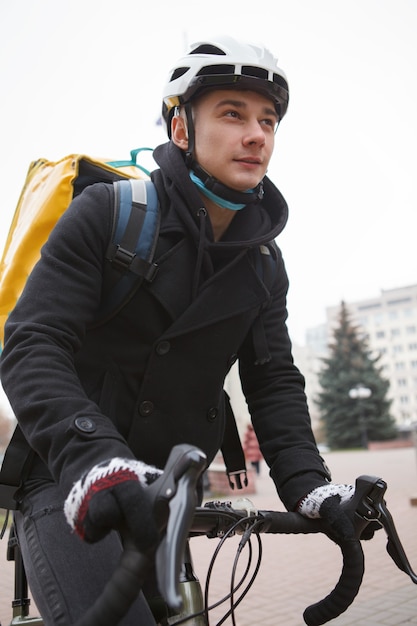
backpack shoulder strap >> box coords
[109,179,160,279]
[93,178,160,326]
[221,245,279,487]
[0,426,34,510]
[221,391,248,490]
[251,242,278,365]
[256,241,278,291]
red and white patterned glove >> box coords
[64,457,162,552]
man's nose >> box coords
[243,118,266,145]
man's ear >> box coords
[171,114,189,150]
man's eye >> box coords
[225,110,239,118]
[262,118,279,132]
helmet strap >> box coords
[184,103,196,167]
[189,161,264,206]
[190,171,247,210]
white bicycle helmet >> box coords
[162,35,289,137]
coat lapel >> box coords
[147,241,270,337]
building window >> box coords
[376,330,385,339]
[374,313,384,326]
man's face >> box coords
[192,89,278,192]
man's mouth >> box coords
[235,157,262,165]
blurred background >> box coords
[1,0,416,441]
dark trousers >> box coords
[14,482,157,626]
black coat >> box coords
[0,142,330,510]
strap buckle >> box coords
[227,470,248,490]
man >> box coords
[0,36,354,625]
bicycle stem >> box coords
[149,445,208,610]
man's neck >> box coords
[201,195,236,241]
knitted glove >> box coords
[64,457,162,552]
[298,484,355,541]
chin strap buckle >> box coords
[256,180,264,200]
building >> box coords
[325,284,417,428]
[224,284,417,443]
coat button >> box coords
[139,401,154,417]
[74,417,96,433]
[206,407,218,422]
[156,341,171,355]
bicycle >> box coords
[4,444,417,626]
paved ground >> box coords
[1,447,417,625]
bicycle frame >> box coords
[165,542,206,626]
[7,523,43,625]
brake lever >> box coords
[373,492,417,584]
[147,443,207,610]
[341,475,385,539]
[343,474,417,584]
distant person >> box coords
[243,423,263,474]
[0,36,355,625]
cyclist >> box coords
[0,36,354,625]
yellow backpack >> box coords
[0,149,160,350]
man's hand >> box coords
[298,483,382,542]
[64,457,162,552]
[298,483,356,541]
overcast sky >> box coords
[1,0,416,355]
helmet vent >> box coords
[170,66,190,82]
[241,65,268,80]
[190,44,226,56]
[273,73,288,89]
[196,64,235,77]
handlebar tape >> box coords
[259,511,364,626]
[303,539,364,626]
[73,544,151,626]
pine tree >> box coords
[317,301,397,449]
